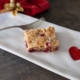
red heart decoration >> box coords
[69,46,80,61]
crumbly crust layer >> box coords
[24,26,59,52]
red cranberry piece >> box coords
[28,49,36,52]
[46,42,50,46]
[40,34,44,36]
[44,46,51,52]
[44,48,49,52]
[48,46,51,51]
[54,47,58,51]
[46,42,49,46]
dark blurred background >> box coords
[35,0,80,31]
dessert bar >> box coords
[24,26,59,52]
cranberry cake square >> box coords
[24,26,59,52]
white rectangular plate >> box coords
[0,12,80,80]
